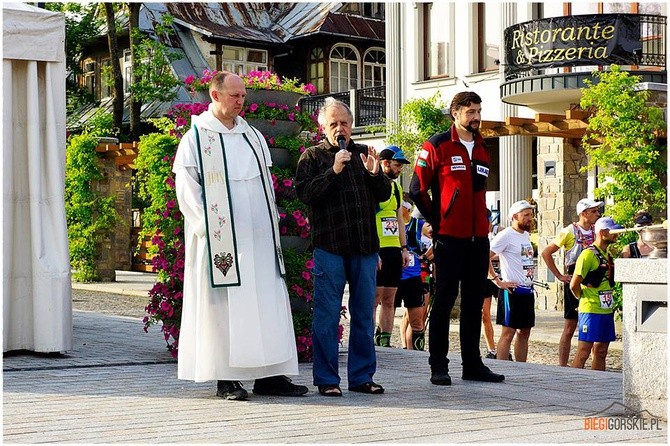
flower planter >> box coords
[280,235,311,253]
[245,90,304,108]
[289,296,311,314]
[270,148,297,170]
[247,119,301,138]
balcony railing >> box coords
[503,14,667,81]
[299,85,386,128]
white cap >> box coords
[576,198,604,215]
[402,201,412,211]
[411,207,423,219]
[508,200,535,220]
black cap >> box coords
[634,211,653,226]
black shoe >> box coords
[485,350,496,359]
[462,365,505,383]
[430,370,452,386]
[253,375,308,397]
[216,380,248,400]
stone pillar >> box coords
[498,4,534,220]
[385,2,401,127]
[616,258,667,421]
[536,137,588,309]
[93,160,133,281]
[498,134,533,219]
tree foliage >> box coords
[129,15,181,104]
[580,65,667,318]
[44,2,101,113]
[373,93,452,164]
[65,134,118,282]
[44,3,101,76]
[580,65,667,226]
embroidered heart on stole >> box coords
[214,252,234,276]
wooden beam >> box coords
[535,113,565,123]
[506,117,535,126]
[480,120,506,129]
[115,155,137,166]
[566,110,591,120]
[95,143,120,153]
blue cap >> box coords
[379,145,410,164]
[595,216,623,232]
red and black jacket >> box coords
[409,124,489,238]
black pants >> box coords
[429,235,489,371]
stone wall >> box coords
[92,159,133,281]
[617,258,667,420]
[535,137,588,310]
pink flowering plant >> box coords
[279,208,311,239]
[242,102,318,132]
[164,102,209,139]
[184,69,317,96]
[133,133,183,357]
[182,69,217,93]
[282,248,314,361]
[272,170,298,203]
[242,70,317,95]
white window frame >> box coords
[221,45,268,74]
[123,49,132,94]
[363,47,386,88]
[329,43,361,93]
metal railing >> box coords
[299,85,386,128]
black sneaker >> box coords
[374,326,382,346]
[430,370,452,386]
[253,375,308,396]
[216,380,248,400]
[462,364,505,383]
[485,350,496,359]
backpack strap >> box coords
[581,245,614,288]
[393,181,401,210]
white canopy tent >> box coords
[2,3,72,352]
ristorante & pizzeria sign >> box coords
[504,14,641,77]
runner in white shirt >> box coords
[487,200,536,362]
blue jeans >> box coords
[312,248,378,387]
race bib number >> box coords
[380,217,399,236]
[599,289,613,309]
[408,253,416,267]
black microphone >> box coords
[336,135,347,151]
[336,135,349,164]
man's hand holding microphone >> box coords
[333,135,351,174]
[333,135,380,175]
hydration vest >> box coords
[581,245,614,288]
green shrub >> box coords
[65,134,118,281]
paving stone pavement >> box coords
[3,310,667,444]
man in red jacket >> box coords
[409,91,504,386]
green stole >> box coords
[193,123,285,287]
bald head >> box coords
[209,72,246,127]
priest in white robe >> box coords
[172,72,308,400]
